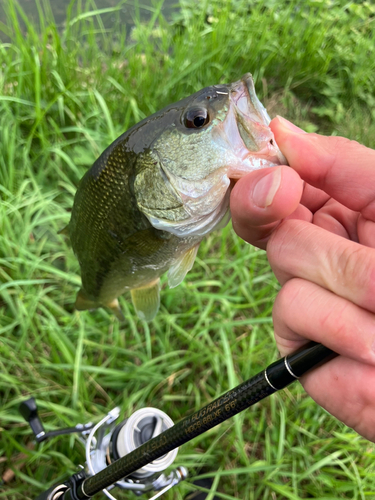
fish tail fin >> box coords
[130,278,160,322]
[105,298,125,322]
[75,290,126,322]
[58,224,70,236]
[75,288,98,311]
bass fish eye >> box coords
[184,108,209,129]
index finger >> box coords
[271,117,375,221]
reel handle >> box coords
[35,483,69,500]
[19,398,46,443]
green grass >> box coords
[1,0,375,499]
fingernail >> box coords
[253,167,282,208]
[276,116,306,134]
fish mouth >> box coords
[239,73,271,127]
[226,73,287,175]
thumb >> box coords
[270,116,375,220]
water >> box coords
[0,0,178,32]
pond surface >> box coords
[0,0,178,31]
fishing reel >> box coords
[20,399,187,500]
[19,343,335,500]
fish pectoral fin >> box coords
[168,244,200,289]
[131,279,160,322]
[75,288,98,311]
[105,298,125,322]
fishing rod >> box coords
[20,342,337,500]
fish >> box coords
[67,73,286,322]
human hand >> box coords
[230,116,375,441]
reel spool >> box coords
[86,407,186,499]
[110,408,178,479]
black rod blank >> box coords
[65,341,336,499]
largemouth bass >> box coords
[68,73,286,321]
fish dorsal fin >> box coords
[168,244,200,289]
[130,279,160,322]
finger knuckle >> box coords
[312,136,358,187]
[335,242,375,307]
[273,278,304,323]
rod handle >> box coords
[266,342,337,390]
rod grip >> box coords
[266,342,337,390]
